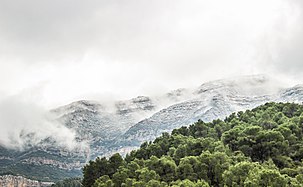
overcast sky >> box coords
[1,0,303,107]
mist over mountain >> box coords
[0,96,79,150]
[1,75,303,182]
[1,0,303,186]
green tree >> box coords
[244,168,289,187]
[93,175,114,187]
[223,162,259,187]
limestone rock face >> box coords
[0,175,54,187]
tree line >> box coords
[81,102,303,186]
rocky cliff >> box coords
[0,175,54,187]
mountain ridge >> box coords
[0,75,300,182]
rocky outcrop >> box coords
[21,157,82,170]
[0,175,54,187]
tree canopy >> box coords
[82,102,303,187]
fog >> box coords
[0,0,303,149]
[0,95,79,150]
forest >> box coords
[79,102,303,186]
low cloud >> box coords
[0,95,79,150]
[0,0,302,154]
[1,0,303,106]
[253,0,303,80]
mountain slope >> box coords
[83,102,303,187]
[1,75,302,182]
[0,93,188,181]
[115,75,280,149]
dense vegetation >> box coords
[0,163,81,182]
[0,148,83,181]
[82,102,303,186]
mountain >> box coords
[52,98,156,159]
[113,75,281,150]
[52,93,192,159]
[82,102,303,187]
[116,76,303,153]
[1,75,302,182]
[0,93,187,181]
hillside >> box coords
[112,75,294,153]
[83,102,303,187]
[1,75,303,182]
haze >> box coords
[0,0,302,107]
[1,0,303,148]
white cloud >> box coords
[0,0,302,106]
[0,95,79,150]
